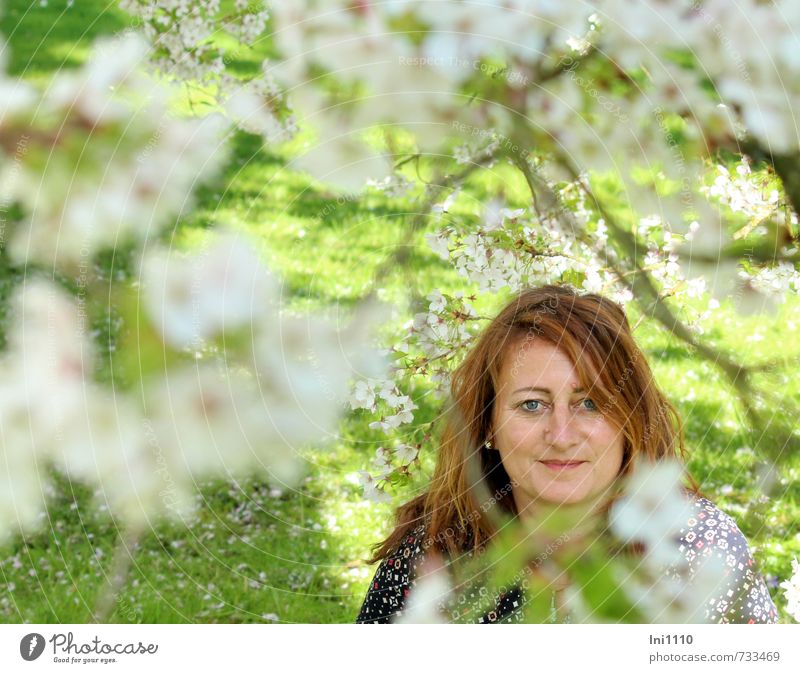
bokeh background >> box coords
[0,0,797,623]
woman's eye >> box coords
[521,400,541,412]
[581,398,597,411]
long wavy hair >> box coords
[368,285,694,563]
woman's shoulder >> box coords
[393,522,428,558]
[678,494,778,623]
[682,495,749,537]
[356,523,428,624]
[685,494,741,522]
[377,522,428,575]
[678,495,754,559]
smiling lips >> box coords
[539,460,587,472]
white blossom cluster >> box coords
[428,189,637,300]
[431,203,592,294]
[119,0,258,83]
[698,160,800,309]
[348,374,419,500]
[0,229,385,542]
[122,0,222,80]
[267,1,595,190]
[609,459,727,623]
[0,32,228,272]
[705,160,782,221]
[267,1,800,188]
[349,375,418,431]
[0,32,385,543]
[118,0,293,142]
[595,0,800,153]
[781,558,800,622]
[409,289,477,360]
[356,443,418,503]
[348,288,481,498]
[748,263,800,302]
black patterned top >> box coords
[356,496,779,624]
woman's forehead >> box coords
[497,336,598,388]
[501,339,575,379]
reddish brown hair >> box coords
[369,285,693,562]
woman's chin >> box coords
[528,481,593,506]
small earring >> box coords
[484,440,493,450]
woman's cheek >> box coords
[507,418,541,446]
[500,428,542,474]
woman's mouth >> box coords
[539,460,587,472]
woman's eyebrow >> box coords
[512,386,586,394]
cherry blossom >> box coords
[356,471,392,504]
[781,558,800,622]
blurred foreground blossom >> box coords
[610,459,734,622]
[395,556,452,624]
[0,226,387,541]
[0,280,165,538]
[610,459,695,566]
[781,558,800,622]
[140,230,280,349]
[0,32,229,272]
[623,553,728,623]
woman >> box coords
[356,285,778,623]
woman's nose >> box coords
[545,406,580,449]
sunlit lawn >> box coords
[0,0,797,623]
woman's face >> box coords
[491,338,624,514]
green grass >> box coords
[0,0,798,623]
[0,1,129,78]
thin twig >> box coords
[93,527,141,623]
